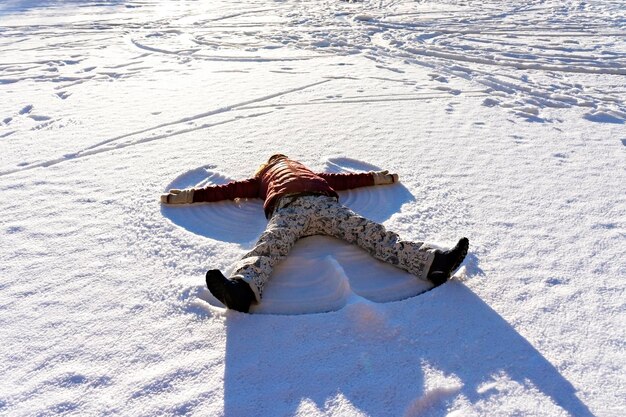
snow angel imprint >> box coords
[161,154,469,312]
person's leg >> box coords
[319,199,469,285]
[206,203,308,311]
[311,197,436,281]
[228,200,310,303]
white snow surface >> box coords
[0,0,624,416]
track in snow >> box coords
[1,0,623,148]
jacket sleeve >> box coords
[192,178,260,202]
[317,172,375,191]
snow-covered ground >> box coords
[1,0,624,416]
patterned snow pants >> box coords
[232,195,435,302]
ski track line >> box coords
[129,37,201,56]
[80,79,330,152]
[176,54,321,63]
[0,80,330,177]
[403,46,626,76]
[194,8,282,24]
[237,93,490,111]
[446,61,620,111]
[0,111,273,178]
[72,111,274,160]
[390,48,623,118]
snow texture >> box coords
[0,1,624,416]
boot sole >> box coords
[206,270,229,307]
[449,237,469,274]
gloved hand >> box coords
[372,170,399,185]
[160,188,195,204]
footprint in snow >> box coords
[19,105,33,115]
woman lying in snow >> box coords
[161,154,468,312]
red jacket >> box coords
[193,158,375,218]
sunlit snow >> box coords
[1,1,624,416]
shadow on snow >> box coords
[222,284,595,417]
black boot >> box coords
[427,237,469,287]
[205,269,255,313]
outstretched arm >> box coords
[160,178,260,204]
[318,170,399,191]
